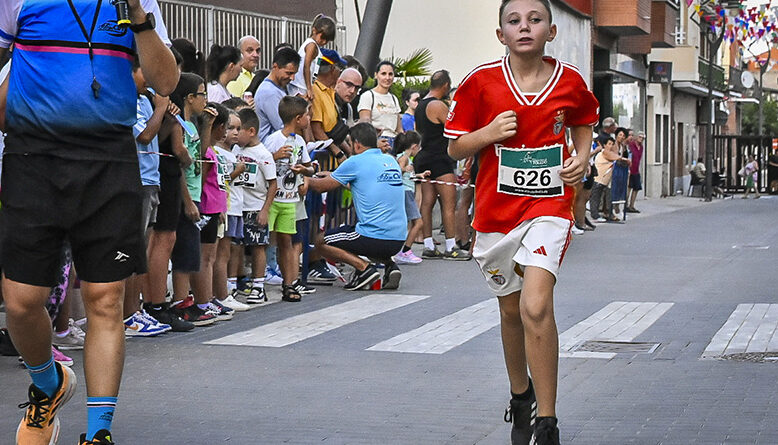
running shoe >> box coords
[292,280,317,294]
[264,267,284,286]
[15,361,76,445]
[79,429,115,444]
[245,287,268,305]
[394,250,422,265]
[170,297,216,326]
[52,325,85,351]
[219,295,251,312]
[344,265,380,291]
[51,346,73,367]
[382,266,402,290]
[533,417,560,445]
[443,248,472,261]
[124,312,168,337]
[139,309,172,333]
[208,299,235,321]
[308,260,338,282]
[504,380,536,445]
[570,225,584,236]
[595,217,607,223]
[144,303,195,332]
[421,248,443,259]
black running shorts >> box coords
[0,153,146,286]
[323,225,403,261]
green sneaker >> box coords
[421,248,443,259]
[443,248,472,261]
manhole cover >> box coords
[574,341,660,354]
[720,352,778,363]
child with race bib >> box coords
[445,1,599,444]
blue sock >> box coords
[86,397,117,440]
[25,356,60,398]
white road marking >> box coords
[703,304,778,358]
[559,302,674,359]
[204,294,429,347]
[367,299,499,354]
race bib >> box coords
[235,163,258,189]
[216,161,228,191]
[497,144,564,197]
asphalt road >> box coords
[1,195,777,444]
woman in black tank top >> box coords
[414,79,470,260]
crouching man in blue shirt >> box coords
[309,122,407,290]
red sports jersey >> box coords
[445,55,599,234]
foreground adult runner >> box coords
[0,0,177,443]
[445,1,599,444]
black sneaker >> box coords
[0,328,19,356]
[533,417,560,445]
[382,266,402,290]
[504,380,536,445]
[170,297,216,326]
[79,429,115,444]
[292,279,317,294]
[144,303,195,332]
[344,265,380,290]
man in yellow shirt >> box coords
[227,35,261,97]
[311,48,351,162]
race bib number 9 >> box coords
[235,163,258,189]
[497,144,564,197]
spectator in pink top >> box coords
[627,131,644,213]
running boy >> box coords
[264,96,315,302]
[235,108,278,304]
[445,1,599,444]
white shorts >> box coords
[472,216,573,296]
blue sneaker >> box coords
[307,260,337,282]
[124,311,169,337]
[265,266,283,286]
[139,309,172,333]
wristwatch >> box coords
[129,13,155,34]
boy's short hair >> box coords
[349,122,378,149]
[238,108,260,132]
[222,97,249,110]
[278,96,309,125]
[273,47,301,69]
[499,0,553,25]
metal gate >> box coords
[712,135,775,193]
[158,0,347,71]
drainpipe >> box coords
[353,0,393,75]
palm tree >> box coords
[392,48,433,78]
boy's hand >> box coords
[559,156,587,185]
[273,145,292,160]
[202,106,218,123]
[184,201,201,222]
[290,164,307,174]
[167,102,181,116]
[486,110,517,142]
[257,209,269,227]
[420,170,432,178]
[234,162,246,174]
[153,94,170,111]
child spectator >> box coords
[288,14,337,101]
[192,102,235,321]
[206,44,243,103]
[401,89,420,132]
[123,59,172,336]
[393,131,429,265]
[445,1,599,443]
[212,110,250,311]
[234,108,278,304]
[169,73,219,326]
[264,96,316,302]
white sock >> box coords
[227,278,237,292]
[252,278,264,289]
[445,238,456,252]
[424,237,435,250]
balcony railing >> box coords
[699,59,726,91]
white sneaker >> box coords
[571,225,585,235]
[219,296,251,312]
[52,325,85,351]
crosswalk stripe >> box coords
[559,302,673,359]
[703,304,778,358]
[367,299,499,354]
[204,294,430,348]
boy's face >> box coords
[295,106,312,131]
[187,83,207,114]
[225,115,241,146]
[497,0,556,55]
[237,126,256,147]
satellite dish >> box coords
[741,71,755,89]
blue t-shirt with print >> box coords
[134,94,160,186]
[331,148,407,241]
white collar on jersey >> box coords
[501,55,563,107]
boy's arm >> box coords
[198,107,217,157]
[257,181,277,226]
[136,94,169,145]
[448,111,517,161]
[229,162,246,180]
[180,174,200,222]
[560,125,593,185]
[168,122,193,167]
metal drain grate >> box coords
[720,352,778,363]
[574,341,660,354]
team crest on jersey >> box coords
[553,110,565,135]
[486,268,506,286]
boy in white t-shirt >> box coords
[234,108,277,304]
[264,96,315,302]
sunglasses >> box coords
[342,81,360,90]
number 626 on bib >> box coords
[497,144,564,197]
